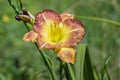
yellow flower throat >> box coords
[43,21,69,43]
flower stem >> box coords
[7,0,19,14]
[34,43,57,80]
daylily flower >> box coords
[23,9,85,64]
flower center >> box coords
[42,21,69,43]
[48,22,68,43]
[48,23,61,42]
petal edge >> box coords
[57,47,76,64]
[23,30,38,42]
[62,19,85,47]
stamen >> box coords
[67,29,80,34]
[42,14,50,25]
[40,42,48,49]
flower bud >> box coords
[15,10,35,24]
[17,14,31,23]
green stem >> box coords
[7,0,19,14]
[76,16,120,26]
[34,43,57,80]
[19,0,23,10]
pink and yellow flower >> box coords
[23,9,85,64]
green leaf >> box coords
[93,66,100,80]
[65,63,75,80]
[75,43,87,80]
[64,63,72,80]
[83,47,95,80]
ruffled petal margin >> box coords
[60,12,74,21]
[62,19,85,47]
[57,47,76,64]
[23,30,38,42]
[34,9,62,33]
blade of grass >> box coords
[101,56,111,80]
[83,47,95,80]
[75,44,87,80]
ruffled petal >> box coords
[23,30,38,42]
[62,19,85,47]
[57,47,76,64]
[34,9,62,33]
[60,12,74,21]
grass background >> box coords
[0,0,120,80]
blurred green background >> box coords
[0,0,120,80]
